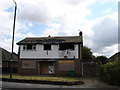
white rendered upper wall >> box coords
[19,44,79,59]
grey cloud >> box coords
[64,0,84,5]
[57,31,68,36]
[91,16,118,53]
[61,0,88,5]
[18,3,51,24]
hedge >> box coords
[100,59,120,86]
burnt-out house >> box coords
[17,32,83,76]
[0,47,18,74]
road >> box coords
[1,78,120,90]
[2,81,64,88]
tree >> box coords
[95,56,108,64]
[82,46,95,61]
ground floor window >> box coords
[22,60,36,69]
[58,60,74,71]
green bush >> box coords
[100,59,120,86]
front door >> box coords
[40,62,54,75]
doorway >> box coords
[40,61,54,75]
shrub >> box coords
[100,59,120,86]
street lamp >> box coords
[10,0,17,80]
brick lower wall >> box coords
[17,60,38,75]
[17,59,82,76]
[18,68,38,75]
[55,60,82,77]
[56,71,70,76]
[74,60,82,77]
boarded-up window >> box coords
[22,60,36,69]
[58,60,74,71]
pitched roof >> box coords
[17,36,83,45]
[0,47,18,61]
[108,52,120,62]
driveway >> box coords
[78,77,119,88]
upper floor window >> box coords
[27,44,32,50]
[23,44,36,50]
[59,43,74,50]
[23,45,26,50]
[44,44,51,50]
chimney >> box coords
[48,35,51,37]
[79,31,82,36]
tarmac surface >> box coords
[1,78,120,90]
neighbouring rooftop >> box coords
[0,47,18,61]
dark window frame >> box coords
[23,44,36,50]
[59,43,75,50]
[32,45,36,50]
[44,44,51,50]
[23,45,26,50]
[26,44,33,50]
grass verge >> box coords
[1,74,84,85]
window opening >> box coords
[44,44,51,50]
[27,44,32,50]
[32,45,36,50]
[23,44,36,50]
[23,45,26,50]
[59,43,74,50]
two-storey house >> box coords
[17,32,83,76]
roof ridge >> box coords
[25,36,80,38]
[17,36,83,45]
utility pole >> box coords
[10,0,17,80]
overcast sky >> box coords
[0,0,119,57]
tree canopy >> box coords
[95,56,108,64]
[82,46,94,61]
[82,46,108,63]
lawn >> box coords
[1,74,81,83]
